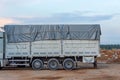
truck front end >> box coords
[0,28,4,68]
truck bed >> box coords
[5,40,100,58]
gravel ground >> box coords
[0,63,120,80]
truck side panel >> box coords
[31,40,61,57]
[0,39,3,59]
[31,40,100,57]
[63,40,100,57]
[5,42,30,58]
[5,40,100,58]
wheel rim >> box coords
[65,61,73,69]
[63,58,74,70]
[34,61,41,68]
[48,59,59,70]
[32,59,43,70]
[49,61,58,69]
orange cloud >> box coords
[0,18,20,27]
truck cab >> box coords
[0,28,4,68]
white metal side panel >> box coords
[6,42,30,58]
[31,40,61,57]
[0,39,3,59]
[0,32,3,37]
[63,40,100,56]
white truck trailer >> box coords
[0,24,101,70]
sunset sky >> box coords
[0,0,120,44]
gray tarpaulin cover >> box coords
[4,24,101,43]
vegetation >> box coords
[100,44,120,50]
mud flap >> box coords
[83,56,94,63]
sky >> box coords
[0,0,120,44]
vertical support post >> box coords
[3,32,5,59]
[74,56,78,68]
[30,41,32,62]
[93,56,97,68]
[60,26,64,57]
[61,39,63,57]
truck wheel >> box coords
[63,58,74,70]
[48,58,59,70]
[32,59,43,70]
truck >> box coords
[0,24,101,70]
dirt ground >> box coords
[0,50,120,80]
[0,63,120,80]
[98,49,120,63]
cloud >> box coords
[0,18,21,27]
[1,0,120,18]
[99,14,120,44]
[11,12,114,24]
[1,12,114,26]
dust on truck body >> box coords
[0,24,101,70]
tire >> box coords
[63,58,74,70]
[48,58,59,70]
[32,59,43,70]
